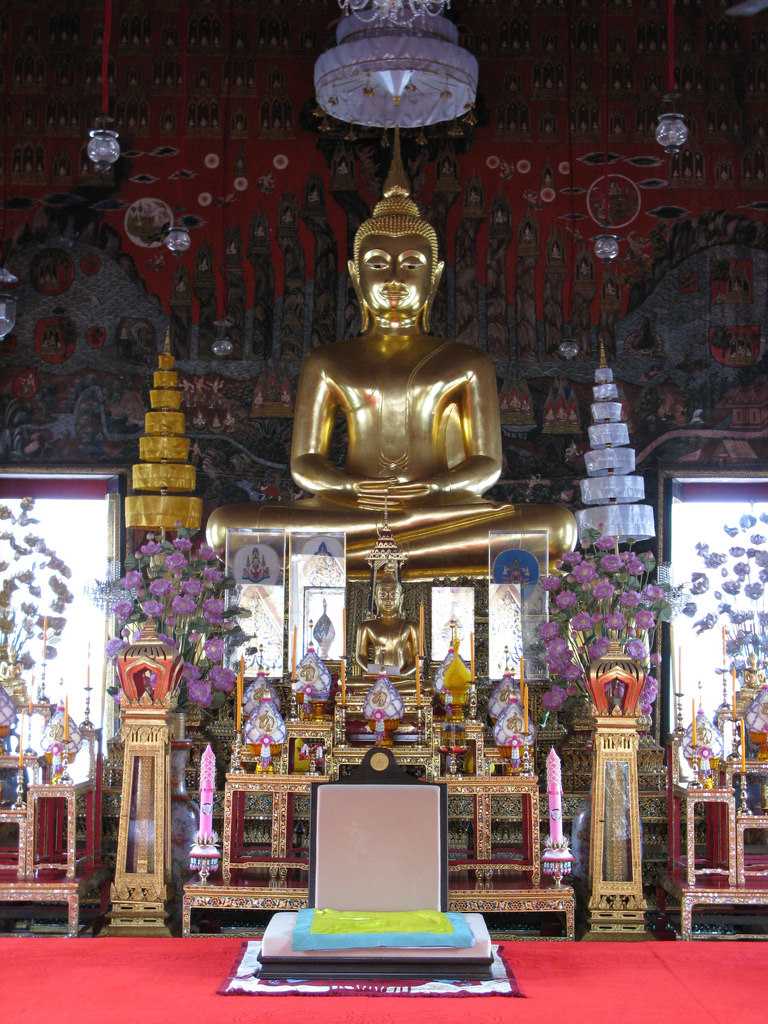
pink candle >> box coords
[546,747,564,846]
[198,744,216,838]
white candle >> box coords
[546,747,564,846]
[198,744,216,838]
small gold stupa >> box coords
[124,331,202,529]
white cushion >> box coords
[260,911,491,961]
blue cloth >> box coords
[291,909,474,951]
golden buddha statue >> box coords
[355,573,418,678]
[207,132,576,579]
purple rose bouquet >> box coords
[105,529,245,710]
[684,513,768,674]
[539,531,675,715]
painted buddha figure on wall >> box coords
[207,133,576,579]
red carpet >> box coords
[1,938,763,1024]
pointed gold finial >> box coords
[352,128,439,267]
[598,339,607,368]
[163,328,172,356]
[383,127,410,199]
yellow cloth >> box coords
[310,909,452,935]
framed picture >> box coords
[430,586,475,662]
[288,532,346,663]
[488,530,549,680]
[225,529,286,678]
[226,528,285,586]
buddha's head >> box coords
[373,574,403,617]
[349,131,444,333]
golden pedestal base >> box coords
[585,903,647,938]
[585,714,647,937]
[106,893,173,937]
[107,702,175,936]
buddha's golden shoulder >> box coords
[425,338,498,374]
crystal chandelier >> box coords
[212,318,234,357]
[656,0,688,155]
[655,111,688,155]
[87,125,120,173]
[315,11,476,128]
[164,224,192,254]
[593,233,620,262]
[87,0,120,173]
[558,326,579,361]
[338,0,451,26]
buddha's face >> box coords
[374,578,402,616]
[356,233,435,328]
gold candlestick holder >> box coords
[740,771,752,816]
[13,765,25,809]
[229,733,244,774]
[730,715,741,762]
[692,751,701,787]
[522,741,535,777]
[37,663,48,704]
[674,689,684,735]
[81,682,94,731]
[24,710,34,755]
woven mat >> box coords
[220,941,520,997]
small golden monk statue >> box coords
[355,572,418,677]
[207,132,576,578]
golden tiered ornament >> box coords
[124,332,202,530]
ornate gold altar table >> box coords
[189,765,568,937]
[222,773,330,883]
[24,780,99,880]
[0,866,109,937]
[182,871,574,939]
[441,773,541,886]
[669,782,737,888]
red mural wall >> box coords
[0,0,767,517]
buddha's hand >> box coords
[353,478,435,510]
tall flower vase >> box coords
[584,642,647,937]
[169,714,199,906]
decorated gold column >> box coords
[585,644,647,936]
[107,626,183,935]
[125,332,202,530]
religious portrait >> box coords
[34,315,77,365]
[30,248,75,296]
[226,528,285,586]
